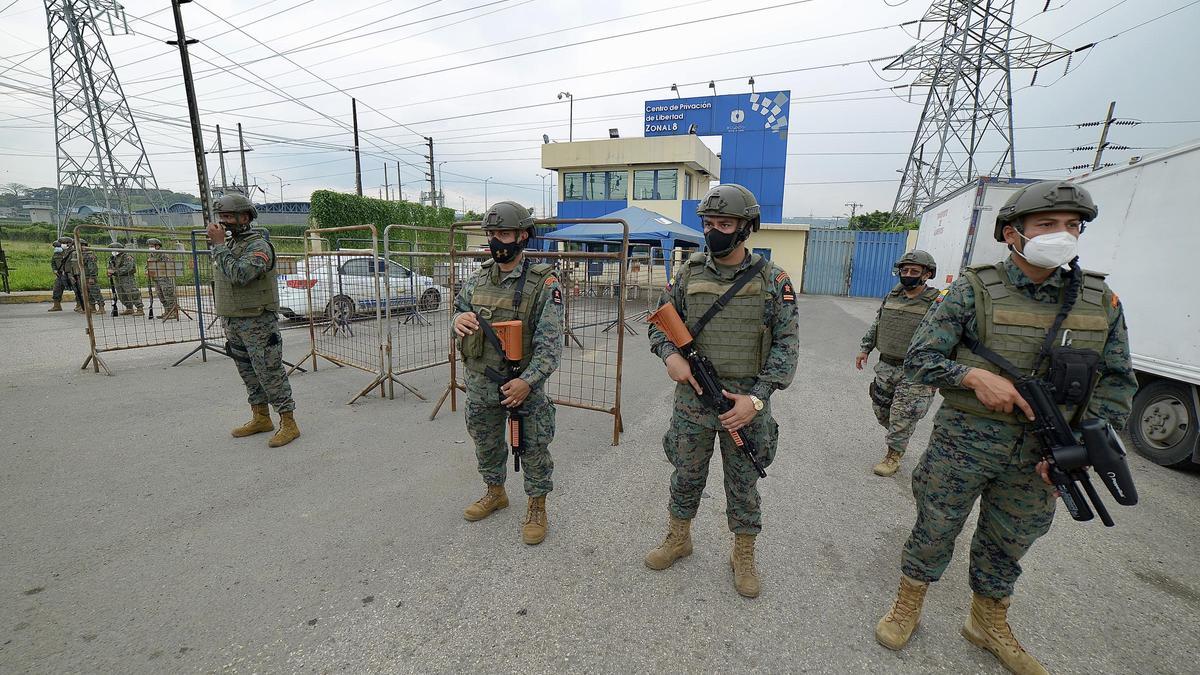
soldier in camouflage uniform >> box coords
[875,181,1137,675]
[69,241,105,314]
[207,194,300,448]
[645,184,799,599]
[48,237,73,312]
[452,201,563,546]
[856,250,941,477]
[146,238,180,320]
[106,242,144,316]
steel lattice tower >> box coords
[887,0,1070,215]
[45,0,167,233]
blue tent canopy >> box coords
[543,206,703,248]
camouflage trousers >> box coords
[52,274,71,301]
[464,371,555,496]
[870,360,935,455]
[663,383,779,534]
[901,405,1056,599]
[78,276,104,310]
[113,275,143,310]
[151,277,177,311]
[221,311,295,413]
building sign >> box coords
[643,91,790,224]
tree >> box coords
[849,210,919,231]
[1,182,30,197]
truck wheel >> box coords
[1128,380,1198,467]
[419,288,440,312]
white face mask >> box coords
[1016,230,1078,269]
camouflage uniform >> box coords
[900,256,1136,598]
[454,258,564,496]
[648,252,799,534]
[75,248,105,312]
[50,244,72,302]
[147,249,178,312]
[212,232,295,414]
[108,250,144,311]
[859,285,940,456]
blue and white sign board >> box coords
[644,91,790,223]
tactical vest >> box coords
[51,250,64,272]
[212,233,279,318]
[460,259,554,375]
[82,251,98,276]
[941,262,1111,423]
[876,286,941,360]
[682,253,774,379]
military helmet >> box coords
[146,237,162,247]
[697,184,761,231]
[215,193,258,220]
[57,236,73,245]
[482,201,535,231]
[994,180,1097,242]
[894,249,936,276]
[110,242,125,249]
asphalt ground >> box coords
[1,296,1197,674]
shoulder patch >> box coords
[781,280,795,304]
[935,288,950,304]
[552,287,562,305]
[252,251,270,264]
[775,270,790,284]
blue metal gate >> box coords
[802,229,855,295]
[849,231,908,298]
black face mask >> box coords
[488,236,523,264]
[704,227,745,258]
[899,275,924,289]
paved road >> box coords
[1,296,1196,674]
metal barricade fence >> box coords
[73,225,213,373]
[433,219,630,445]
[381,223,471,401]
[287,225,388,404]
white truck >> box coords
[914,141,1200,467]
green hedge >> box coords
[309,191,456,248]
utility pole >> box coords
[215,124,227,191]
[168,0,212,223]
[424,136,436,208]
[396,161,402,201]
[237,122,249,193]
[352,97,362,196]
[845,201,863,222]
[1092,101,1117,171]
[383,163,390,201]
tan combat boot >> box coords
[730,533,761,598]
[522,495,548,545]
[268,411,301,447]
[644,514,693,570]
[120,308,135,316]
[962,594,1049,675]
[48,301,63,312]
[133,307,145,317]
[464,484,508,521]
[73,305,85,314]
[875,575,930,650]
[231,404,274,437]
[873,449,903,477]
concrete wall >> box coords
[749,223,809,280]
[542,135,720,176]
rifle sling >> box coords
[689,257,768,339]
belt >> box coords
[879,354,905,367]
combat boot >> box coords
[644,514,692,570]
[464,484,508,521]
[73,305,84,313]
[730,533,761,598]
[120,308,135,316]
[875,575,930,650]
[522,495,548,545]
[268,411,301,447]
[48,301,63,312]
[873,449,903,477]
[132,307,145,317]
[962,594,1049,675]
[231,404,274,437]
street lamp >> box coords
[459,196,466,216]
[708,80,716,95]
[670,83,679,99]
[438,161,447,208]
[270,174,288,204]
[557,91,573,142]
[483,176,493,211]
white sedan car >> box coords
[276,254,447,320]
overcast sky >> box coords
[1,0,1198,218]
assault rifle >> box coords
[647,302,767,478]
[146,261,155,320]
[108,260,119,318]
[1013,375,1139,526]
[476,315,527,472]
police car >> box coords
[275,254,447,321]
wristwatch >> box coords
[749,395,764,412]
